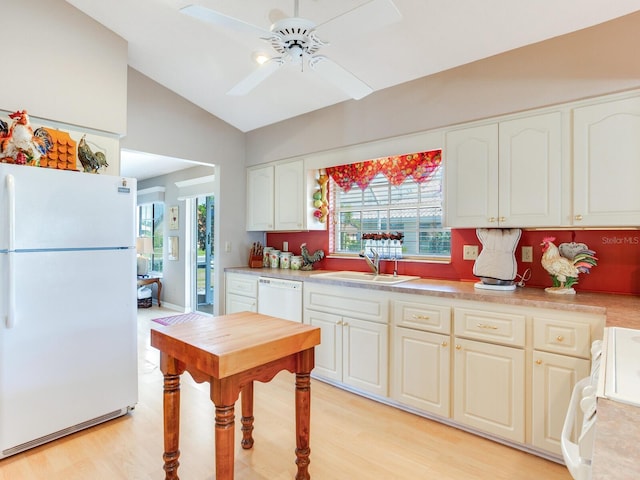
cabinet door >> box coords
[274,160,305,231]
[305,309,342,382]
[531,350,590,456]
[343,316,389,396]
[246,165,274,231]
[453,337,525,442]
[498,112,563,227]
[225,293,257,314]
[445,124,499,227]
[392,327,450,417]
[573,96,640,226]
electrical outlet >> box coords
[522,246,533,263]
[463,245,479,261]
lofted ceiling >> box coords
[64,0,640,135]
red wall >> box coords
[267,229,640,295]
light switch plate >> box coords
[522,246,533,263]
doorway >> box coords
[194,195,215,315]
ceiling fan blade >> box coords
[227,57,285,96]
[318,0,402,39]
[309,56,372,100]
[180,4,270,38]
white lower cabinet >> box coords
[531,350,590,455]
[304,283,389,397]
[224,272,258,314]
[391,297,452,417]
[530,313,596,456]
[342,316,389,395]
[392,328,450,417]
[453,337,525,443]
[265,277,606,460]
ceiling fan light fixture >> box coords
[252,52,270,65]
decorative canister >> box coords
[290,255,303,270]
[279,251,293,269]
[269,249,281,268]
[263,247,273,267]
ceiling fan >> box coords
[180,0,401,99]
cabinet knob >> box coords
[455,344,462,350]
[535,359,543,365]
[556,335,564,342]
[499,217,506,222]
[336,320,343,326]
[477,323,498,330]
[343,322,349,327]
[441,341,448,347]
[488,217,497,223]
[574,215,583,221]
[412,314,430,320]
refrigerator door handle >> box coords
[6,251,16,328]
[6,174,16,328]
[6,173,15,250]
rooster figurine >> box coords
[300,243,325,271]
[78,135,108,173]
[540,237,597,294]
[0,110,53,166]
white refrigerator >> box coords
[0,164,138,458]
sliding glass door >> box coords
[194,195,214,314]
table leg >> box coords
[215,403,235,480]
[156,278,162,307]
[295,371,312,480]
[241,382,255,449]
[162,371,182,480]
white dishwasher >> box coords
[257,277,303,323]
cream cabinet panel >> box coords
[246,165,274,231]
[225,273,258,314]
[445,124,499,227]
[453,337,525,443]
[446,112,563,228]
[392,327,450,417]
[393,298,451,334]
[573,96,640,226]
[226,293,257,314]
[343,316,389,396]
[305,309,342,381]
[498,112,563,227]
[454,307,526,347]
[531,350,590,456]
[304,282,389,395]
[533,316,592,359]
[274,160,305,231]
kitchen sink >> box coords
[311,271,420,285]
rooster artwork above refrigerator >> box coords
[0,163,138,458]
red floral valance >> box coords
[326,150,442,192]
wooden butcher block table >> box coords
[150,312,321,480]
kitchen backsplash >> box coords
[266,229,640,296]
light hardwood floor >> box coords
[0,306,571,479]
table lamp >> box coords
[136,237,153,276]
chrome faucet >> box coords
[359,248,380,275]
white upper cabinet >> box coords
[274,160,305,231]
[246,164,275,231]
[246,159,326,231]
[498,113,563,227]
[445,112,563,228]
[445,123,499,228]
[572,95,640,227]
